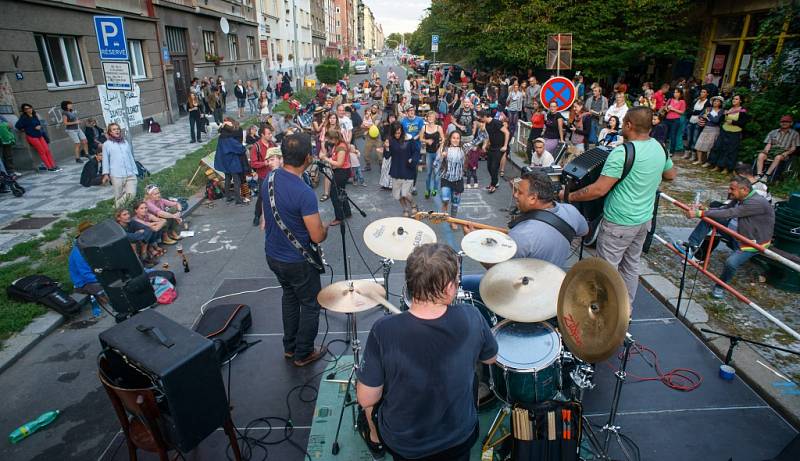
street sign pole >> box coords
[556,34,560,77]
[120,92,134,158]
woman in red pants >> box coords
[15,103,60,171]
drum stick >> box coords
[357,290,403,314]
[547,411,556,441]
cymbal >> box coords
[461,229,517,264]
[363,217,437,261]
[479,258,565,322]
[317,280,386,314]
[557,257,631,363]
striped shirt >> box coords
[764,128,799,154]
[440,147,465,182]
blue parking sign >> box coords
[94,16,128,61]
[432,35,439,45]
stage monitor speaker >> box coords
[77,219,156,317]
[99,310,229,453]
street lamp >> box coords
[291,0,302,91]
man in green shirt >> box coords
[563,107,676,305]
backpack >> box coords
[7,275,80,316]
[206,179,223,200]
[149,275,177,304]
[148,120,161,133]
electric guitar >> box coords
[413,211,508,233]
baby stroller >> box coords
[0,172,25,197]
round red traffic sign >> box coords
[540,76,576,112]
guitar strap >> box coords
[508,208,576,243]
[267,171,324,271]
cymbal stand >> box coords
[380,258,394,315]
[331,289,362,455]
[582,334,636,461]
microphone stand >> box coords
[314,160,366,344]
[675,242,697,322]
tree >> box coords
[386,32,403,49]
[409,0,700,76]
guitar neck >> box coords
[445,217,508,233]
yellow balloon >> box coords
[368,125,380,138]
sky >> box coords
[367,0,430,36]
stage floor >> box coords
[100,274,798,460]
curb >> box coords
[0,193,206,375]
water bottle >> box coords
[8,410,60,444]
[90,295,101,317]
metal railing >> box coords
[655,192,800,342]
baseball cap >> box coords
[266,147,283,159]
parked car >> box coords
[354,60,368,74]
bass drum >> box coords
[490,320,562,404]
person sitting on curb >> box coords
[80,149,107,187]
[69,222,110,306]
[755,115,799,181]
[675,175,774,299]
[144,184,183,245]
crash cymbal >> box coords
[363,217,437,261]
[317,280,386,314]
[461,229,517,264]
[557,257,631,363]
[479,258,565,323]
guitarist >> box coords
[262,133,330,367]
[461,168,588,295]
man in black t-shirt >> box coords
[479,110,509,193]
[357,243,498,461]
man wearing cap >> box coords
[755,115,799,180]
[250,126,278,226]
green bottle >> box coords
[8,410,60,444]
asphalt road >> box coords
[0,57,517,461]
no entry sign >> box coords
[540,76,576,112]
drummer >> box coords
[357,243,498,460]
[461,168,588,302]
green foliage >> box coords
[410,0,699,76]
[0,118,256,340]
[316,63,341,84]
[386,33,403,49]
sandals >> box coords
[320,194,329,202]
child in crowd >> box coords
[350,144,365,186]
[734,163,771,203]
[529,137,555,168]
[651,113,667,147]
[465,142,481,188]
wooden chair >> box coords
[98,357,242,461]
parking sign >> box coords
[431,35,439,53]
[94,16,128,61]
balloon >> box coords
[368,125,380,138]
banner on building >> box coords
[97,83,143,127]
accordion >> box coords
[561,146,613,232]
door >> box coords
[172,58,189,115]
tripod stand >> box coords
[330,286,363,455]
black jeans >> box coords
[487,147,502,187]
[331,168,352,221]
[266,256,321,359]
[254,177,265,219]
[224,172,243,203]
[189,110,202,142]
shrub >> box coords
[315,63,340,84]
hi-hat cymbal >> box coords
[317,280,386,314]
[557,257,631,363]
[363,217,437,261]
[461,230,517,264]
[479,258,565,322]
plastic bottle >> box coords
[90,295,101,317]
[8,410,60,444]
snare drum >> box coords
[490,320,562,404]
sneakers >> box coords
[672,240,698,263]
[293,347,325,367]
[253,216,260,226]
[432,189,437,197]
[48,167,63,172]
[424,190,430,199]
[711,286,725,299]
[75,157,85,163]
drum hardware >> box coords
[379,258,394,315]
[317,280,385,456]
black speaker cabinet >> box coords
[99,310,229,452]
[77,219,156,317]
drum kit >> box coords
[316,216,637,460]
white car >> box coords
[354,60,368,74]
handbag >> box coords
[267,171,325,273]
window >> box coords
[203,30,217,57]
[247,36,255,60]
[228,35,239,61]
[128,40,146,79]
[35,34,85,87]
[165,26,187,54]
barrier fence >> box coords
[655,192,800,342]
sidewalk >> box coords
[0,104,242,253]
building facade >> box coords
[256,0,314,84]
[363,5,374,54]
[324,0,338,58]
[0,0,169,167]
[155,0,261,115]
[334,0,354,60]
[311,0,326,64]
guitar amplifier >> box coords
[99,310,229,452]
